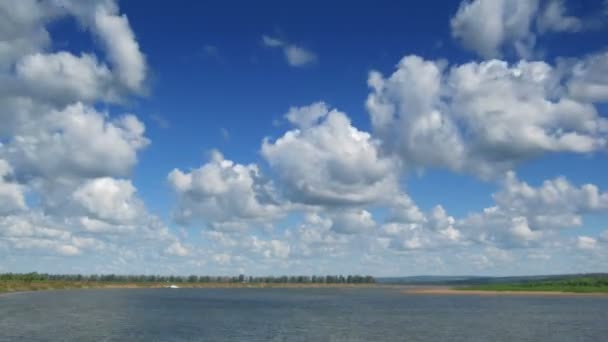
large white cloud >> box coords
[15,52,116,104]
[0,0,55,70]
[2,102,149,182]
[460,172,608,248]
[168,151,284,229]
[367,55,608,178]
[367,56,466,173]
[1,0,146,97]
[72,177,144,224]
[262,102,399,205]
[0,0,191,269]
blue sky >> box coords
[1,0,607,276]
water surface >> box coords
[1,288,606,341]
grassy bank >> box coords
[457,276,608,293]
[0,280,379,294]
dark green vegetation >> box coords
[0,273,375,293]
[379,273,608,285]
[460,276,608,293]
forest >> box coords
[0,272,376,293]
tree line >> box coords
[0,272,375,284]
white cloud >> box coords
[284,213,352,258]
[2,0,607,275]
[367,55,608,178]
[0,0,191,270]
[262,35,317,67]
[367,56,465,173]
[450,0,539,58]
[165,241,190,257]
[262,103,399,206]
[329,209,376,234]
[72,177,143,224]
[57,244,81,256]
[284,45,317,66]
[537,0,583,33]
[566,51,608,103]
[381,205,464,251]
[0,0,54,69]
[2,103,149,182]
[495,171,608,218]
[598,230,608,244]
[262,35,284,47]
[0,159,27,215]
[576,236,598,251]
[459,172,608,248]
[244,236,291,259]
[450,0,597,59]
[79,217,135,234]
[15,52,116,104]
[91,3,147,92]
[1,0,146,97]
[168,151,284,229]
[285,101,329,129]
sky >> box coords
[1,0,608,276]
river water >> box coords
[1,287,606,341]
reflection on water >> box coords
[1,288,607,341]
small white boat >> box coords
[169,285,179,289]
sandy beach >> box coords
[403,286,608,296]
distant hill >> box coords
[377,273,608,285]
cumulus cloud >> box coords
[576,236,598,251]
[2,0,607,274]
[329,209,376,234]
[0,159,27,215]
[284,213,352,258]
[381,205,464,251]
[0,0,146,99]
[262,35,317,67]
[262,102,399,206]
[91,2,147,92]
[2,103,149,182]
[450,0,598,58]
[367,55,608,178]
[0,0,54,69]
[536,0,583,33]
[15,52,116,104]
[168,151,284,229]
[72,177,144,224]
[165,241,190,257]
[565,51,608,103]
[495,171,608,218]
[460,172,608,248]
[0,0,189,269]
[450,0,539,58]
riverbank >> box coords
[0,280,381,294]
[404,286,608,296]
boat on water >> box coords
[169,285,179,289]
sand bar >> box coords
[403,286,608,296]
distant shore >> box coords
[403,286,608,296]
[0,281,383,295]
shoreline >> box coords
[0,282,383,296]
[403,286,608,296]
